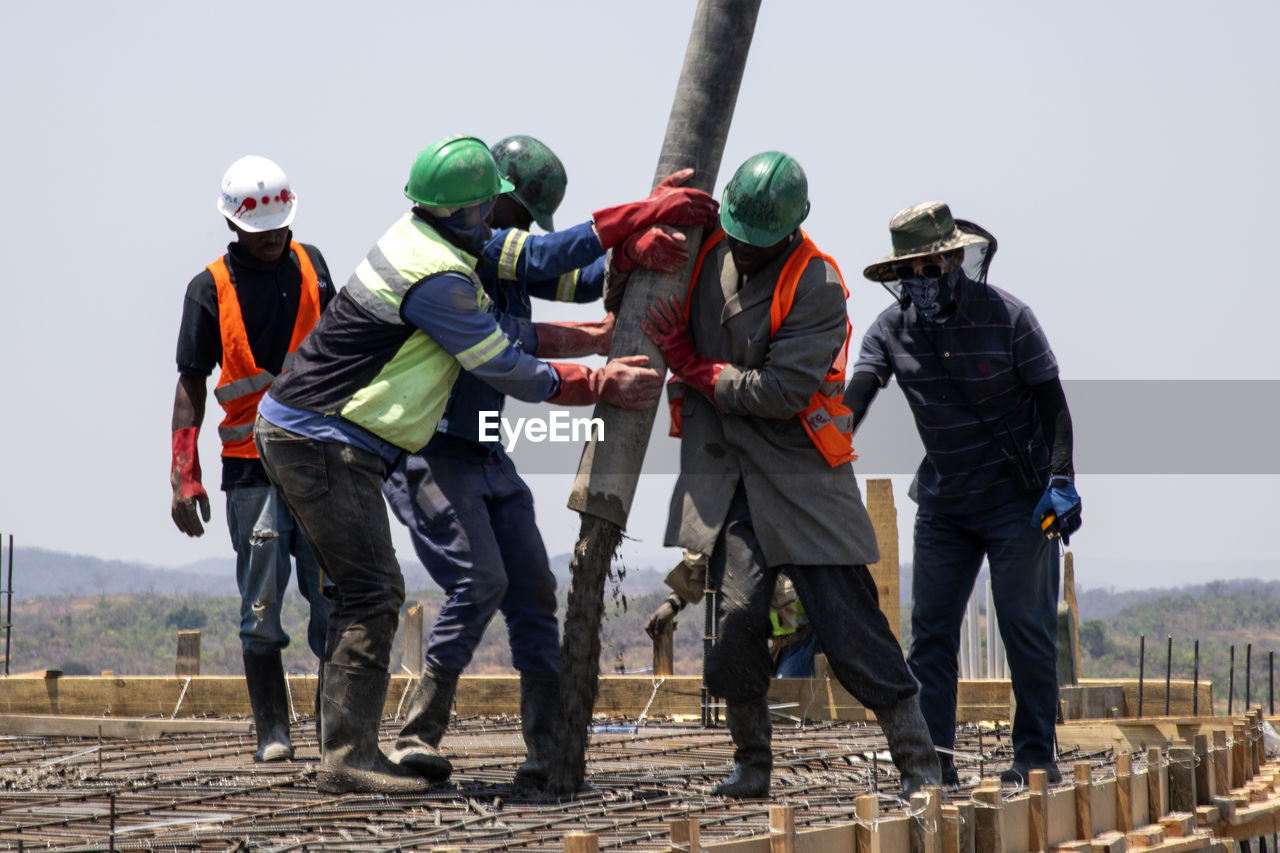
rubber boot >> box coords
[388,668,457,781]
[243,652,294,762]
[316,662,430,794]
[712,697,773,798]
[513,671,566,792]
[875,695,943,799]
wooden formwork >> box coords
[551,709,1280,853]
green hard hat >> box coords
[489,135,567,231]
[405,134,515,208]
[720,151,811,246]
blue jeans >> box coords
[382,435,560,675]
[226,483,331,658]
[908,495,1060,766]
[255,417,406,673]
[774,631,821,679]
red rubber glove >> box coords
[612,224,691,275]
[592,169,719,249]
[171,427,211,537]
[534,314,614,358]
[589,355,663,410]
[641,295,725,399]
[547,362,597,406]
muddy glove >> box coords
[611,224,691,275]
[547,363,597,406]
[534,314,614,358]
[590,355,663,410]
[1033,476,1082,544]
[644,594,685,640]
[641,295,725,399]
[592,169,719,249]
[170,427,211,537]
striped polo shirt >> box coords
[854,278,1059,513]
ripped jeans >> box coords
[226,484,331,658]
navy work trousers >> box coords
[382,435,560,676]
[908,494,1060,766]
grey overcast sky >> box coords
[2,1,1276,589]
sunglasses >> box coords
[894,262,944,281]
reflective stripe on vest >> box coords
[497,229,528,281]
[337,213,491,451]
[686,229,858,468]
[209,242,320,458]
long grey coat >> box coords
[664,234,880,568]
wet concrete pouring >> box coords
[0,712,1108,852]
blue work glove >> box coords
[1033,476,1082,544]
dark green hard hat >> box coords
[720,151,811,246]
[489,135,567,231]
[405,134,514,208]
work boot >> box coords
[243,652,294,762]
[316,662,429,794]
[1000,761,1061,787]
[313,662,324,746]
[875,696,943,799]
[712,697,773,798]
[939,754,961,787]
[513,671,567,792]
[388,668,458,781]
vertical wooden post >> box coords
[1029,769,1049,852]
[973,785,1003,853]
[1167,745,1196,813]
[912,787,942,853]
[564,832,598,853]
[769,805,795,853]
[1233,725,1247,788]
[1073,762,1093,842]
[1063,551,1082,680]
[1115,753,1132,835]
[669,816,700,853]
[1194,733,1214,805]
[855,793,878,853]
[175,630,201,676]
[654,619,674,677]
[943,802,976,853]
[1213,730,1229,795]
[403,603,423,677]
[864,478,900,639]
[1146,746,1165,822]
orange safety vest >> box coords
[673,228,857,468]
[208,242,321,458]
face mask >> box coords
[902,268,961,322]
[435,200,494,253]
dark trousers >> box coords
[382,435,560,675]
[909,495,1060,765]
[255,417,406,672]
[704,485,917,710]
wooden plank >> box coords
[1029,770,1049,852]
[670,817,701,853]
[973,786,1002,853]
[1076,763,1094,843]
[1089,830,1126,853]
[855,794,878,853]
[1116,754,1133,835]
[1168,747,1197,814]
[911,788,942,853]
[794,823,854,853]
[1157,812,1195,838]
[1091,778,1117,838]
[1131,764,1150,831]
[769,806,794,853]
[1126,825,1165,848]
[1147,747,1165,822]
[945,802,976,853]
[403,603,423,677]
[1193,735,1213,806]
[174,630,201,677]
[864,478,901,639]
[654,619,675,678]
[876,816,911,853]
[1064,552,1082,683]
[565,832,599,853]
[999,795,1028,853]
[1211,731,1228,799]
[1047,786,1079,848]
[0,713,251,737]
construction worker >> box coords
[381,135,716,793]
[170,155,333,764]
[254,134,704,794]
[639,152,941,800]
[644,553,822,677]
[847,201,1081,787]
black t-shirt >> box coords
[176,237,334,490]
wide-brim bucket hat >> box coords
[863,201,989,282]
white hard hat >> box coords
[216,155,297,232]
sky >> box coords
[1,0,1276,592]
